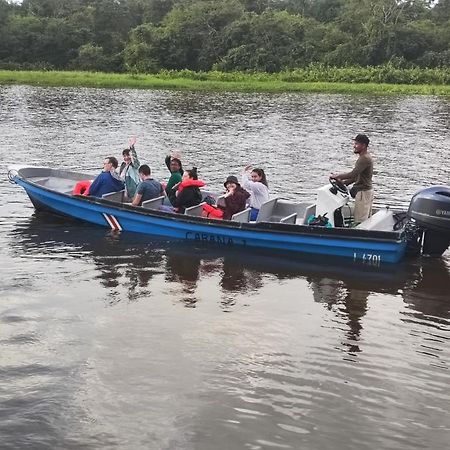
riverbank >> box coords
[1,69,449,95]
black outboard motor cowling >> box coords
[407,186,450,256]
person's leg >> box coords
[354,189,374,223]
[159,205,175,213]
[250,208,259,221]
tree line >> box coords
[1,0,449,73]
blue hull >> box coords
[14,176,407,264]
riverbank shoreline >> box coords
[1,70,449,95]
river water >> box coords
[1,85,450,449]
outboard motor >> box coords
[407,186,450,256]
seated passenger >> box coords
[203,176,250,220]
[132,164,164,206]
[119,137,140,200]
[221,175,250,220]
[165,153,183,203]
[241,165,270,221]
[171,167,205,213]
[88,156,124,198]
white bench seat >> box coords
[185,202,206,217]
[102,189,125,202]
[231,207,251,223]
[142,195,165,210]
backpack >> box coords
[203,195,216,206]
[307,213,332,227]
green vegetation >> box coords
[1,0,449,74]
[1,69,449,95]
[1,0,448,94]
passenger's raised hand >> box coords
[226,185,236,196]
[129,136,137,148]
[244,164,252,172]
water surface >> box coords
[1,86,449,449]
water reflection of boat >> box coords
[10,211,450,298]
[9,212,450,355]
[10,166,450,264]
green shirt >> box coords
[337,153,373,191]
[165,172,182,196]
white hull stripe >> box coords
[102,213,123,231]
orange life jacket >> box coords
[73,180,92,196]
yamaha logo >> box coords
[436,209,450,216]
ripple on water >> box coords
[1,86,450,450]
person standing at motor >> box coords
[119,137,140,200]
[331,134,374,224]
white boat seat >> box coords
[256,198,278,222]
[355,208,396,231]
[280,213,297,224]
[142,195,165,210]
[231,207,251,223]
[102,189,125,202]
[257,198,315,224]
[216,195,226,208]
[185,202,206,217]
[299,204,316,224]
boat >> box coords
[7,165,450,265]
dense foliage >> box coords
[1,0,449,74]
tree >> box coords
[123,23,164,72]
[141,0,176,23]
[218,11,324,71]
[124,0,245,71]
[70,43,109,71]
[432,0,450,22]
[1,0,449,71]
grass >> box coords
[0,69,449,95]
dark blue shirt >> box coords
[136,179,163,204]
[89,172,124,198]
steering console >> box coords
[329,177,349,196]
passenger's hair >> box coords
[252,168,268,187]
[107,156,119,169]
[139,164,151,176]
[171,157,182,167]
[186,167,198,180]
[122,148,131,157]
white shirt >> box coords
[241,173,270,209]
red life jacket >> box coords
[73,180,92,196]
[177,179,206,194]
[202,203,224,218]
